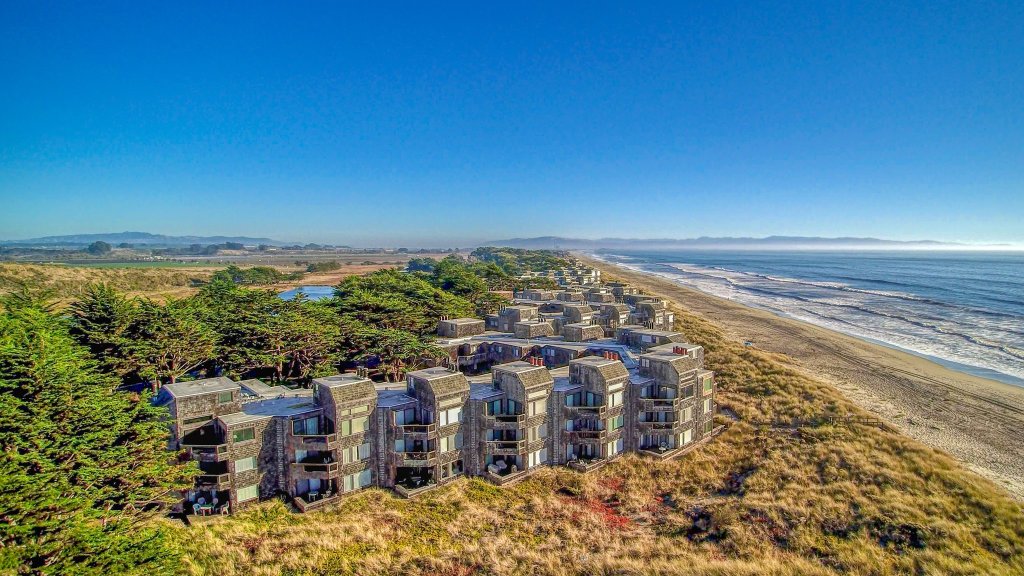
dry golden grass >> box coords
[166,303,1024,575]
[0,262,216,303]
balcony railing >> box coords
[290,461,340,478]
[293,492,341,512]
[195,473,231,487]
[484,413,527,429]
[396,450,438,466]
[395,422,437,436]
[185,444,229,462]
[562,404,607,418]
[289,433,339,450]
[638,396,681,411]
[485,439,527,455]
[567,457,606,473]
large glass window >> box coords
[234,456,257,473]
[438,407,462,426]
[703,377,714,394]
[292,416,319,436]
[237,484,258,502]
[232,427,255,443]
[340,416,368,436]
[682,384,695,399]
[217,391,233,404]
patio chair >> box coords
[192,502,201,515]
[220,503,229,515]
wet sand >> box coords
[582,255,1024,500]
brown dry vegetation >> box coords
[167,302,1024,575]
[0,262,215,302]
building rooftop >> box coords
[239,396,319,418]
[406,366,462,380]
[442,317,485,325]
[164,376,238,398]
[469,382,503,401]
[313,373,373,389]
[238,379,313,400]
[376,388,415,408]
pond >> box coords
[278,285,335,301]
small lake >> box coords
[278,285,335,301]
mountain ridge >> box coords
[2,231,287,247]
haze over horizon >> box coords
[2,2,1022,246]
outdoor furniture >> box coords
[308,491,319,501]
[220,504,229,515]
[192,503,202,515]
[198,504,214,516]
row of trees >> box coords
[1,292,194,573]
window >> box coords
[342,442,370,464]
[234,456,257,473]
[438,407,462,426]
[608,415,624,430]
[528,398,546,416]
[682,384,695,399]
[217,391,233,404]
[293,416,319,436]
[703,398,712,414]
[183,415,212,425]
[340,416,369,436]
[529,449,548,467]
[338,404,370,417]
[704,420,714,434]
[682,429,693,445]
[682,406,694,423]
[237,484,258,502]
[641,358,650,368]
[439,433,463,452]
[487,399,501,416]
[609,391,623,407]
[232,427,255,443]
[703,377,714,394]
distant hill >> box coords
[486,236,967,250]
[1,231,287,248]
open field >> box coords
[581,255,1024,501]
[0,262,216,302]
[0,253,449,302]
[167,271,1024,575]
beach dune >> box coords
[582,255,1024,500]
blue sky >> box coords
[1,1,1021,247]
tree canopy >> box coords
[0,293,193,574]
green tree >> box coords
[333,269,473,335]
[69,284,142,381]
[132,298,216,388]
[85,241,112,255]
[0,293,194,574]
[357,328,446,382]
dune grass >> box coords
[0,262,214,302]
[166,303,1024,575]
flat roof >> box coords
[406,366,461,380]
[469,382,503,401]
[442,317,485,325]
[313,373,373,388]
[376,388,415,408]
[552,376,581,393]
[164,376,238,398]
[238,396,319,418]
[493,360,545,374]
[572,355,620,367]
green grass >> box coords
[164,299,1024,575]
[61,261,222,269]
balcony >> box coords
[185,444,229,462]
[562,404,607,418]
[394,421,437,437]
[638,396,681,411]
[567,457,607,473]
[289,432,339,451]
[485,466,536,486]
[395,450,438,467]
[636,420,682,433]
[294,492,341,512]
[195,472,231,488]
[484,413,527,430]
[485,439,527,455]
[393,481,439,498]
[290,461,340,479]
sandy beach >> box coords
[582,255,1024,500]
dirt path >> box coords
[583,256,1024,500]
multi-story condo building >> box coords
[160,280,718,515]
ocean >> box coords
[594,250,1024,386]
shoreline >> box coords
[580,254,1024,500]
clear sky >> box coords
[1,1,1021,247]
